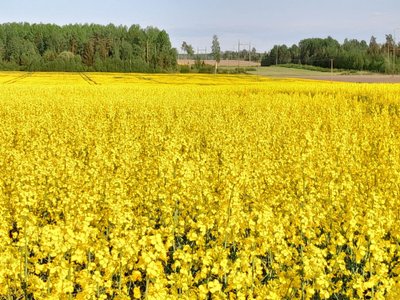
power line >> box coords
[237,40,251,68]
[197,47,207,60]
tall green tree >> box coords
[211,35,221,73]
[368,36,380,56]
[181,41,194,58]
[155,30,176,70]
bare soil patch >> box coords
[299,75,400,83]
[178,59,260,67]
[250,67,400,83]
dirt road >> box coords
[249,67,400,83]
[298,74,400,83]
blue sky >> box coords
[1,0,399,52]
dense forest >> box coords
[261,35,400,73]
[0,22,177,72]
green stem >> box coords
[47,254,51,294]
[118,256,122,291]
[23,220,28,300]
[145,277,150,300]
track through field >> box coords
[3,72,34,84]
[79,72,98,85]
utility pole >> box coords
[197,47,207,61]
[394,28,400,70]
[388,42,391,73]
[275,46,279,65]
[238,40,250,69]
[249,43,251,62]
[394,32,397,67]
[237,41,240,69]
[330,58,334,75]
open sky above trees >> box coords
[0,0,399,52]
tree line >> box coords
[181,41,261,63]
[0,22,177,72]
[261,35,400,73]
[2,23,398,74]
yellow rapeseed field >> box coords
[1,72,400,299]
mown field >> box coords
[1,72,400,299]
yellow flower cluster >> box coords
[0,72,400,299]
